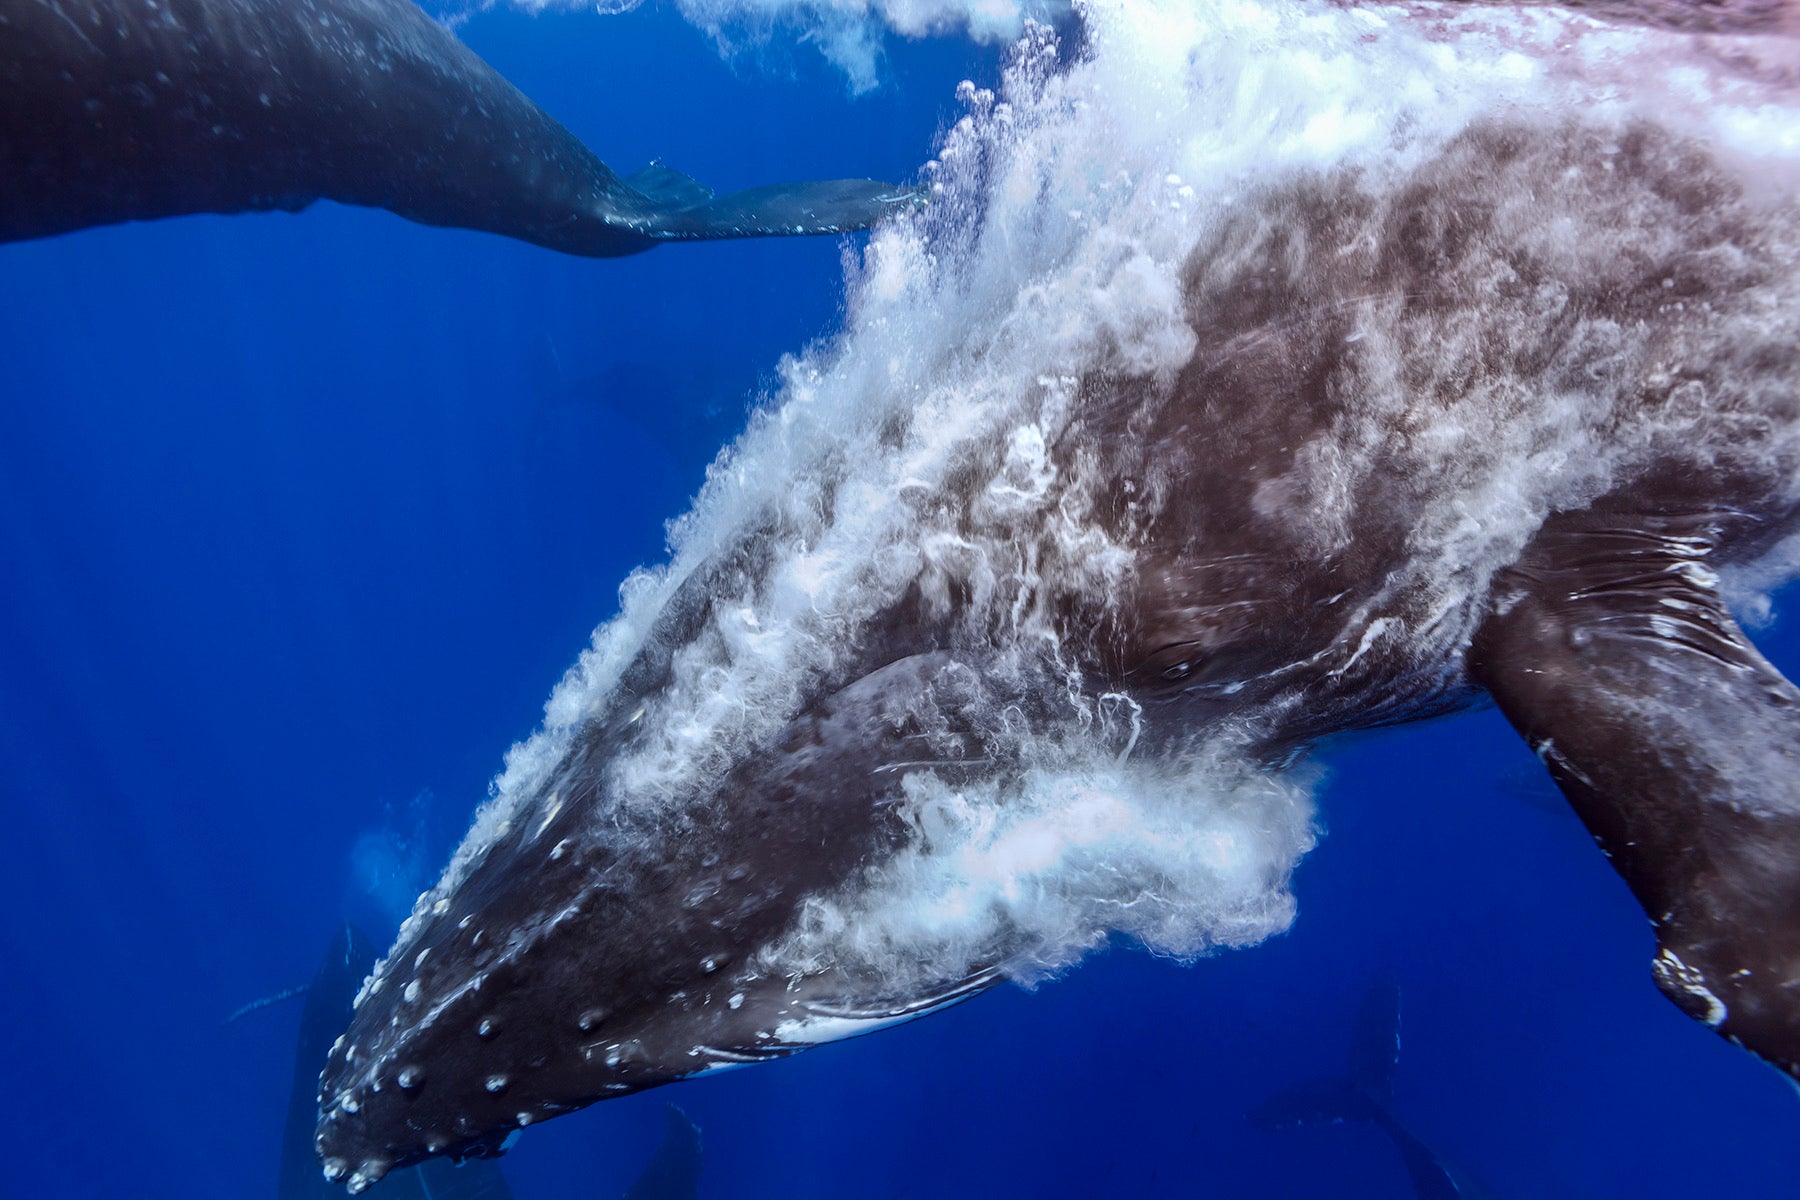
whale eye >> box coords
[1143,639,1209,685]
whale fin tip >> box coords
[634,178,926,242]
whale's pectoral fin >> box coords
[1469,506,1800,1080]
[624,175,927,242]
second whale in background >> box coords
[0,0,917,253]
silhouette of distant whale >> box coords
[0,0,916,252]
[1256,981,1500,1199]
[309,114,1800,1191]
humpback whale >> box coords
[306,8,1800,1191]
[1255,981,1501,1199]
[0,0,915,252]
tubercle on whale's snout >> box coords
[314,995,583,1192]
[315,1146,380,1195]
[310,916,619,1185]
[314,1076,402,1193]
[317,1103,516,1194]
[308,849,595,1184]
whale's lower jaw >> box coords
[313,652,1049,1187]
[314,653,1325,1186]
[316,925,1006,1192]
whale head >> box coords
[314,8,1800,1182]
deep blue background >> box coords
[2,7,1796,1198]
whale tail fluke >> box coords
[1253,977,1401,1130]
[1251,1076,1381,1127]
[1347,975,1402,1107]
[627,174,927,242]
[620,1105,703,1200]
[1254,981,1477,1200]
[2,0,922,255]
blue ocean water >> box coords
[2,5,1797,1199]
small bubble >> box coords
[485,1074,509,1094]
[397,1066,424,1091]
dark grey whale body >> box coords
[0,0,914,251]
[1255,981,1500,1199]
[308,111,1800,1190]
[283,925,700,1200]
[282,925,514,1200]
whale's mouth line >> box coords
[872,755,997,774]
